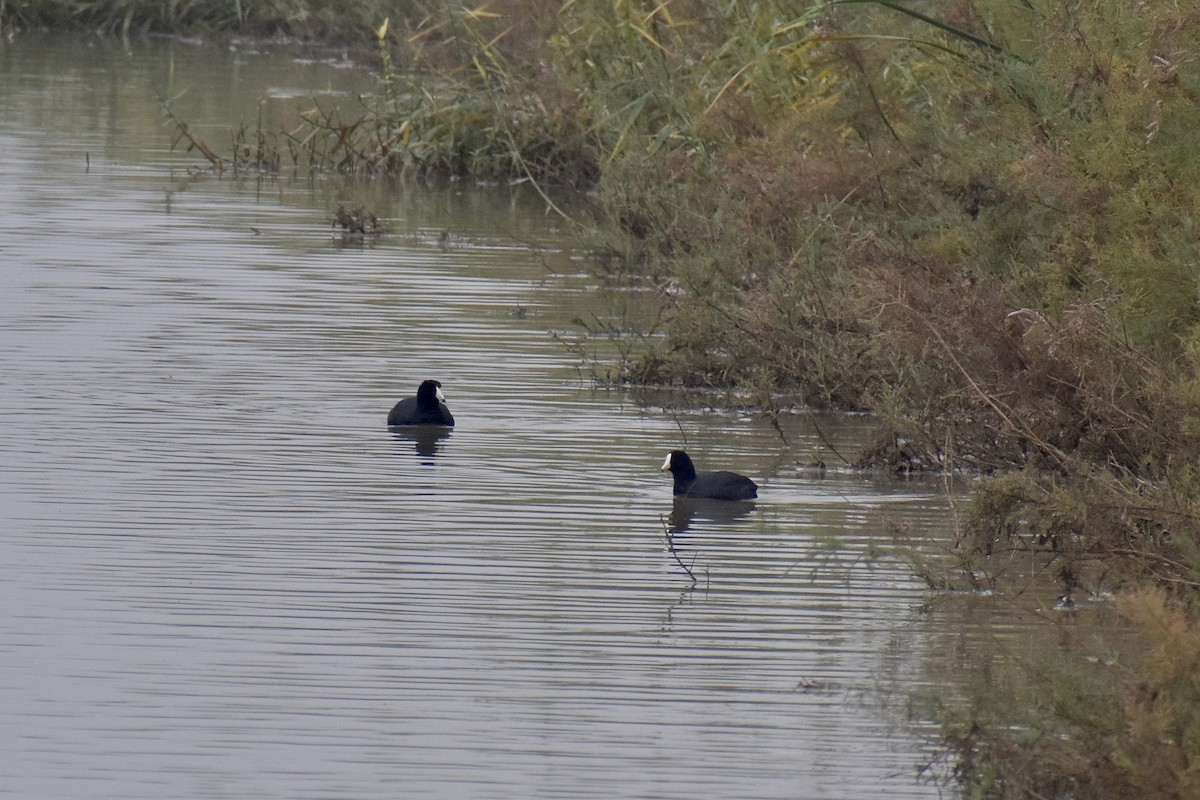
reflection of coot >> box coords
[660,450,757,500]
[667,495,756,533]
[392,427,452,459]
[387,380,455,426]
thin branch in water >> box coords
[155,86,223,173]
[660,514,697,587]
[667,407,689,448]
[808,413,852,466]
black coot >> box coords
[387,379,455,426]
[660,450,757,500]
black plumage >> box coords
[387,379,455,426]
[660,450,757,501]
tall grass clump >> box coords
[152,1,846,193]
[341,7,601,188]
[148,3,602,189]
[314,0,841,189]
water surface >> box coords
[0,34,955,799]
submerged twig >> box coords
[667,408,689,448]
[155,86,223,173]
[660,514,697,587]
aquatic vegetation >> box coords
[332,204,380,236]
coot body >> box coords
[660,450,757,501]
[388,380,455,426]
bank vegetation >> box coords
[8,1,1200,797]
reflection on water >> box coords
[0,33,958,800]
[665,495,757,533]
[391,426,454,461]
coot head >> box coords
[416,379,445,407]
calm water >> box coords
[0,34,957,799]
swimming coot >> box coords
[387,380,455,426]
[660,450,757,500]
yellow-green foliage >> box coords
[548,0,836,159]
[1117,590,1200,798]
[937,589,1200,800]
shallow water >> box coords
[0,34,957,799]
